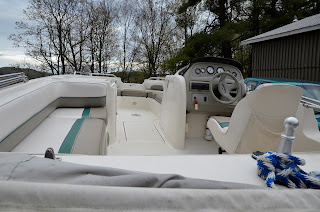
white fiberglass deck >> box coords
[107,97,220,155]
[117,108,164,143]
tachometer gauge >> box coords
[207,66,214,74]
[195,68,201,74]
[201,68,205,73]
[217,67,224,73]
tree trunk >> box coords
[218,0,232,58]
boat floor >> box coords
[108,106,220,155]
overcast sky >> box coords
[0,0,34,67]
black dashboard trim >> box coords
[179,57,243,76]
[190,81,210,91]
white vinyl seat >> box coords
[147,90,163,103]
[118,84,147,97]
[209,116,231,134]
[0,79,114,154]
[207,84,304,154]
[121,89,147,97]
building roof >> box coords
[241,13,320,45]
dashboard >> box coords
[179,58,245,114]
[191,64,242,81]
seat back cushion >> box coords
[150,85,163,91]
[59,97,106,108]
[0,99,59,152]
[228,84,304,153]
[147,91,163,103]
[121,89,147,97]
[246,84,303,132]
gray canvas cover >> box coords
[1,153,320,211]
[0,153,260,189]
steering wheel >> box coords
[210,72,241,104]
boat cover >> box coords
[1,153,320,211]
[0,153,260,189]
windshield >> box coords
[299,85,320,101]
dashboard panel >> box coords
[181,60,245,114]
[191,63,242,81]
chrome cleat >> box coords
[277,117,299,154]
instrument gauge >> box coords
[195,68,201,74]
[201,68,206,73]
[207,66,214,74]
[226,70,231,73]
[217,67,224,73]
[232,72,237,77]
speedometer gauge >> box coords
[217,67,224,73]
[207,66,214,74]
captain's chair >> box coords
[207,84,304,154]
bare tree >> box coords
[9,0,79,74]
[133,0,176,77]
[117,0,141,82]
[10,0,178,78]
[174,0,198,43]
[63,0,90,73]
[10,0,118,74]
[85,0,118,73]
[96,1,118,73]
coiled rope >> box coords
[257,151,320,189]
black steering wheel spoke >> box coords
[210,72,241,104]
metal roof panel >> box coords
[241,14,320,45]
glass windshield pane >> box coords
[246,81,258,91]
[301,85,320,100]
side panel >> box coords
[160,75,186,149]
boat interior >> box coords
[1,57,320,187]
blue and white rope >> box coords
[257,151,320,189]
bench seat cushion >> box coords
[0,99,107,152]
[59,119,106,155]
[12,109,107,155]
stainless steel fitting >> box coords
[277,117,299,154]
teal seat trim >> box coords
[219,122,229,128]
[58,118,85,154]
[59,108,91,154]
[82,108,91,118]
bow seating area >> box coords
[0,77,116,155]
[117,77,164,103]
